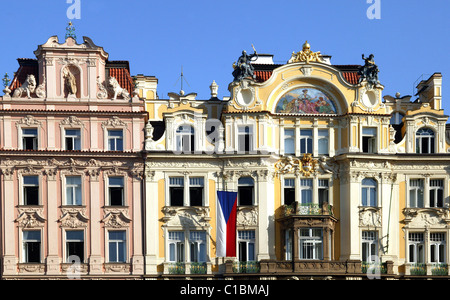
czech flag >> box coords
[216,191,238,257]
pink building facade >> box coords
[0,35,146,279]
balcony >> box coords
[166,262,208,275]
[224,260,395,278]
[282,202,333,217]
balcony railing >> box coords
[232,261,260,274]
[168,262,186,275]
[282,203,333,216]
[361,261,388,274]
[190,262,207,274]
[409,263,427,276]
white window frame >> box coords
[409,179,424,208]
[106,176,126,206]
[167,175,207,207]
[283,128,295,155]
[238,230,256,262]
[64,229,85,263]
[21,174,41,206]
[430,232,446,264]
[317,129,329,156]
[361,178,378,207]
[299,179,313,205]
[362,127,377,154]
[416,127,435,154]
[189,231,207,263]
[299,129,313,155]
[20,127,39,150]
[429,179,444,208]
[63,128,82,151]
[107,230,128,263]
[168,231,186,263]
[107,129,124,151]
[362,231,378,263]
[64,175,83,206]
[237,125,254,154]
[408,232,425,264]
[299,228,323,260]
[175,124,195,153]
[21,229,42,263]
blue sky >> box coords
[0,0,449,113]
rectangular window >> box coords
[284,179,295,206]
[66,230,84,262]
[285,229,292,261]
[189,177,204,206]
[189,231,207,263]
[108,130,123,151]
[108,231,126,263]
[430,233,446,264]
[22,128,38,150]
[238,177,254,206]
[300,179,313,204]
[169,231,185,262]
[169,177,184,206]
[108,177,124,206]
[409,179,424,208]
[65,129,81,150]
[362,127,377,153]
[238,230,255,262]
[318,179,329,206]
[299,228,323,260]
[300,129,313,154]
[238,126,253,153]
[23,176,39,205]
[284,129,295,155]
[66,176,82,206]
[22,231,41,263]
[409,232,424,263]
[362,231,378,262]
[430,180,444,208]
[318,129,329,156]
[362,178,377,207]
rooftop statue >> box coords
[288,41,323,64]
[358,54,379,89]
[232,46,258,82]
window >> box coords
[22,128,38,150]
[22,231,41,263]
[238,177,254,206]
[65,129,81,150]
[66,230,84,262]
[23,176,39,205]
[408,233,424,263]
[176,125,195,153]
[238,126,253,153]
[318,179,329,206]
[430,233,446,264]
[362,127,377,153]
[108,130,123,151]
[318,129,329,156]
[430,179,444,208]
[362,231,378,262]
[284,179,295,206]
[66,176,82,206]
[169,231,185,262]
[416,128,435,154]
[169,177,184,206]
[362,178,377,207]
[300,129,313,154]
[189,177,204,206]
[238,230,255,262]
[190,231,207,263]
[300,179,313,204]
[299,228,323,260]
[409,179,424,208]
[108,177,124,206]
[285,230,293,260]
[284,129,295,155]
[108,231,126,263]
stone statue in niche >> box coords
[358,54,379,89]
[63,67,77,97]
[232,46,258,82]
[12,74,36,98]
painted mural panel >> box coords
[275,88,337,114]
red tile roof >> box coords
[9,59,39,93]
[342,72,360,85]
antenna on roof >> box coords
[173,65,190,95]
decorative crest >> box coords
[288,41,323,64]
[275,154,319,177]
[65,21,77,40]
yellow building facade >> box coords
[138,42,450,279]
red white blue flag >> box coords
[216,191,238,257]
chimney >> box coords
[415,73,442,110]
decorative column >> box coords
[144,168,159,275]
[88,168,103,275]
[45,169,60,275]
[131,169,144,275]
[256,169,275,260]
[2,168,17,275]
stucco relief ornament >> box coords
[96,76,108,99]
[275,154,319,177]
[63,68,77,97]
[35,74,46,99]
[288,41,323,64]
[12,74,36,98]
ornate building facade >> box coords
[0,34,146,279]
[1,35,449,280]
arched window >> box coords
[416,128,435,154]
[361,178,377,207]
[176,125,195,153]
